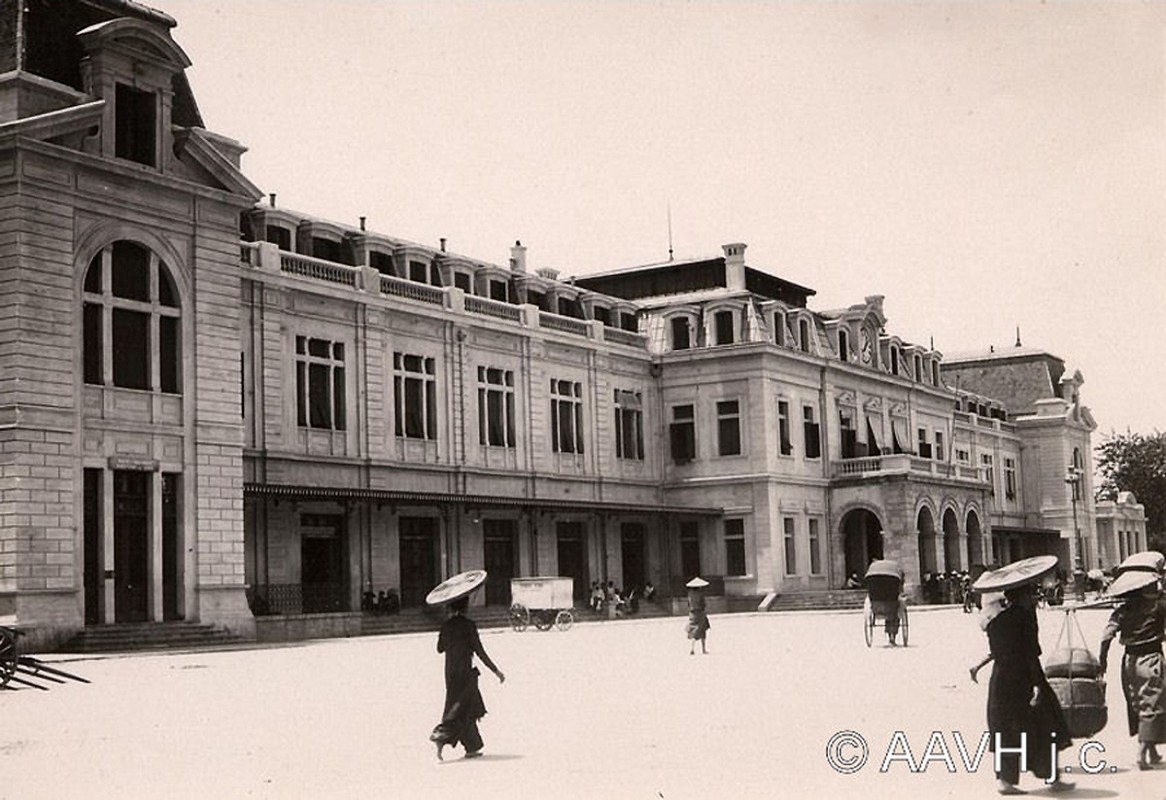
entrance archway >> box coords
[842,508,884,581]
[942,507,961,572]
[966,510,983,568]
[917,506,937,578]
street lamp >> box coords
[1065,465,1085,601]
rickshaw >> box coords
[863,559,908,647]
[509,577,575,632]
[0,620,90,691]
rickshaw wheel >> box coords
[899,605,909,647]
[0,628,16,688]
[555,609,574,632]
[863,602,874,648]
[533,610,555,631]
[509,603,529,632]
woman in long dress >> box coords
[685,578,710,655]
[985,582,1073,794]
[430,596,505,760]
[1098,557,1166,770]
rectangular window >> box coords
[83,303,103,384]
[115,83,156,166]
[670,404,695,463]
[296,336,347,431]
[477,367,516,448]
[981,453,994,495]
[112,308,149,390]
[809,518,821,575]
[1004,457,1016,500]
[614,389,644,460]
[777,400,792,455]
[917,428,932,459]
[550,379,584,454]
[956,448,970,465]
[783,517,796,576]
[934,430,945,462]
[803,405,821,459]
[454,272,472,292]
[717,400,741,456]
[773,312,786,346]
[714,310,734,345]
[409,260,428,283]
[393,352,436,440]
[839,407,857,458]
[725,518,746,577]
[159,316,179,394]
[671,317,691,350]
[489,280,508,302]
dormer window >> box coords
[890,346,900,375]
[670,316,692,351]
[714,310,735,345]
[838,329,849,362]
[773,311,786,346]
[453,272,472,293]
[798,318,810,353]
[115,84,157,167]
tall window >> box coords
[798,319,810,352]
[394,353,437,439]
[83,241,181,393]
[725,518,746,576]
[671,316,691,351]
[808,518,822,575]
[839,407,857,458]
[803,405,821,459]
[838,329,849,362]
[717,400,741,456]
[714,310,734,345]
[296,337,347,430]
[477,367,515,447]
[890,346,900,375]
[934,430,945,461]
[917,428,932,459]
[1004,457,1017,500]
[981,454,994,495]
[115,84,156,166]
[777,400,792,455]
[773,311,786,346]
[914,355,922,381]
[783,517,797,576]
[670,404,695,463]
[614,390,644,460]
[550,379,584,454]
[931,361,940,386]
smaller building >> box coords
[1095,491,1148,569]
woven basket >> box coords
[1046,676,1107,738]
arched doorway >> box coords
[842,508,884,581]
[966,510,983,567]
[942,507,961,572]
[917,507,937,578]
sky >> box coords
[160,0,1166,437]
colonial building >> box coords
[0,0,1111,647]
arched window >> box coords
[890,346,899,375]
[83,241,181,393]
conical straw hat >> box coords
[425,570,487,606]
[972,555,1058,593]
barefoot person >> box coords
[426,571,505,761]
[973,556,1074,795]
[686,576,711,655]
[1098,551,1166,770]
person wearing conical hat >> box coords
[972,556,1074,794]
[685,577,710,655]
[426,572,505,761]
[1098,551,1166,770]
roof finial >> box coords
[667,201,674,261]
[1015,326,1022,348]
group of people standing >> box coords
[969,550,1165,795]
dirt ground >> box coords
[0,606,1155,799]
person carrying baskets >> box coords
[1098,550,1166,771]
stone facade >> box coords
[0,1,1110,646]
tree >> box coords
[1095,430,1166,545]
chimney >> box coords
[510,240,527,274]
[269,193,277,207]
[440,237,447,253]
[359,216,366,231]
[722,242,746,290]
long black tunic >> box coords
[430,614,498,747]
[986,604,1071,782]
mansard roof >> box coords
[573,255,815,306]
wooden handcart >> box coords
[509,577,575,632]
[0,620,90,691]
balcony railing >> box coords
[281,253,358,286]
[380,274,445,305]
[539,311,591,337]
[605,327,648,347]
[466,294,522,322]
[833,453,982,483]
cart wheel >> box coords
[533,610,555,631]
[863,601,873,648]
[555,609,574,632]
[899,605,909,647]
[509,603,529,632]
[0,628,16,688]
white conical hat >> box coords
[972,555,1058,593]
[685,577,709,588]
[425,570,487,606]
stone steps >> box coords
[61,622,248,653]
